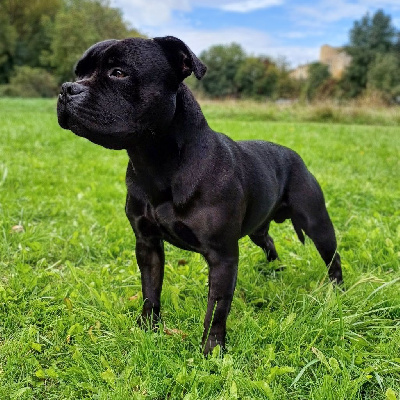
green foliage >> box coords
[349,10,396,52]
[367,53,400,102]
[0,0,62,83]
[0,0,143,92]
[273,58,301,99]
[0,98,399,398]
[304,62,331,100]
[198,43,246,97]
[43,0,143,83]
[0,13,18,84]
[341,9,399,98]
[0,66,59,97]
[1,4,400,103]
[235,57,278,98]
[197,45,300,100]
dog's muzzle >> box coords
[57,82,87,129]
[58,82,86,104]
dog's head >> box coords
[57,36,206,150]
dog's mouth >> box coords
[70,122,132,149]
[57,99,137,150]
[57,100,71,131]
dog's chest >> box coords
[137,201,202,252]
[159,202,202,250]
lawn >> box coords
[0,98,399,399]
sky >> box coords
[110,0,400,67]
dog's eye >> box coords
[109,69,127,78]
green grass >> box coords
[0,98,399,399]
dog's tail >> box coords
[292,220,305,244]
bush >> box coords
[235,57,277,98]
[198,43,246,98]
[0,66,59,98]
[367,53,400,102]
[303,62,331,101]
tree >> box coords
[0,0,143,88]
[0,0,62,83]
[43,0,143,83]
[341,9,398,97]
[198,43,246,98]
[0,14,17,84]
[367,53,400,101]
[273,57,301,99]
[235,57,279,98]
[304,62,331,100]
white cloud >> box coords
[111,0,286,26]
[219,0,284,13]
[147,26,273,53]
[280,30,326,39]
[110,0,190,27]
[294,0,367,25]
[267,45,320,66]
[358,0,400,8]
[293,0,400,27]
[109,0,399,67]
[109,0,320,66]
[138,24,318,66]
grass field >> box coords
[0,98,399,399]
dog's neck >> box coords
[126,84,209,169]
[126,84,212,203]
[169,83,209,143]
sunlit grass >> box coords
[0,98,399,399]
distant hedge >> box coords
[0,66,58,98]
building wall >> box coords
[320,45,352,79]
[289,64,309,80]
[290,45,352,80]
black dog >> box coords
[57,36,343,355]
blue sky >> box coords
[111,0,400,67]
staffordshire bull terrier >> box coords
[57,36,343,355]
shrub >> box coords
[0,66,58,98]
[367,53,400,103]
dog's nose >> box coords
[60,82,85,97]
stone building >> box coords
[289,64,309,80]
[290,45,352,80]
[319,45,352,79]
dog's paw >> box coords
[137,311,160,331]
[202,335,225,356]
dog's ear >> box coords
[153,36,207,81]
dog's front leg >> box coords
[135,238,165,328]
[202,247,239,355]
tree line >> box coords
[0,2,399,103]
[191,10,400,103]
[0,0,142,97]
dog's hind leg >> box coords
[289,176,343,284]
[292,212,342,284]
[249,223,279,262]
